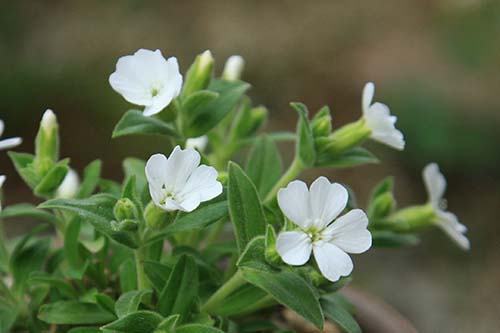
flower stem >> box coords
[264,157,304,204]
[201,270,246,313]
[134,248,150,290]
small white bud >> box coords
[222,55,245,81]
[41,109,57,133]
[199,50,214,71]
[56,169,80,199]
[185,136,208,152]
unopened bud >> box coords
[114,198,138,221]
[35,109,60,174]
[182,50,214,98]
[222,55,245,81]
[311,106,332,138]
[368,192,395,219]
[186,135,208,152]
[56,169,80,199]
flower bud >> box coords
[367,192,395,219]
[311,106,332,138]
[230,102,268,140]
[222,55,245,81]
[55,169,80,199]
[113,198,138,221]
[35,109,60,173]
[186,135,208,152]
[182,50,214,98]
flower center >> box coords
[150,81,164,98]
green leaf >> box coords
[143,261,172,292]
[95,293,116,316]
[115,289,152,318]
[8,151,38,188]
[316,147,379,168]
[158,255,198,321]
[77,160,102,198]
[101,310,163,333]
[228,162,266,253]
[38,301,116,325]
[34,159,69,197]
[39,194,138,248]
[113,110,178,139]
[11,238,50,289]
[29,271,78,298]
[321,297,361,333]
[119,259,137,292]
[64,217,89,279]
[238,237,324,329]
[214,284,268,316]
[371,230,420,247]
[176,324,224,333]
[246,135,283,197]
[123,158,147,196]
[369,177,394,200]
[185,80,250,137]
[157,314,180,331]
[182,90,219,121]
[291,103,316,167]
[145,201,228,245]
[0,203,60,224]
[68,328,101,333]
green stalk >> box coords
[134,248,150,290]
[264,157,304,204]
[201,270,246,313]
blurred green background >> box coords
[1,1,499,331]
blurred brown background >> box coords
[1,1,499,331]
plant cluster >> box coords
[0,49,469,333]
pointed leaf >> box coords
[39,194,138,248]
[77,160,102,198]
[101,310,163,333]
[113,110,178,139]
[228,162,266,253]
[38,301,116,325]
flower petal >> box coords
[362,82,375,114]
[0,175,5,189]
[146,153,169,207]
[0,137,22,151]
[186,136,209,152]
[313,241,353,282]
[0,120,4,137]
[309,177,348,229]
[364,102,405,150]
[436,210,470,250]
[277,180,311,230]
[164,146,201,194]
[423,163,446,206]
[323,209,372,254]
[176,165,222,212]
[276,231,312,265]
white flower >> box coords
[222,55,245,81]
[0,175,5,211]
[145,146,222,212]
[109,49,183,117]
[362,82,405,150]
[185,136,208,152]
[423,163,470,250]
[276,177,372,282]
[56,169,80,199]
[0,120,22,151]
